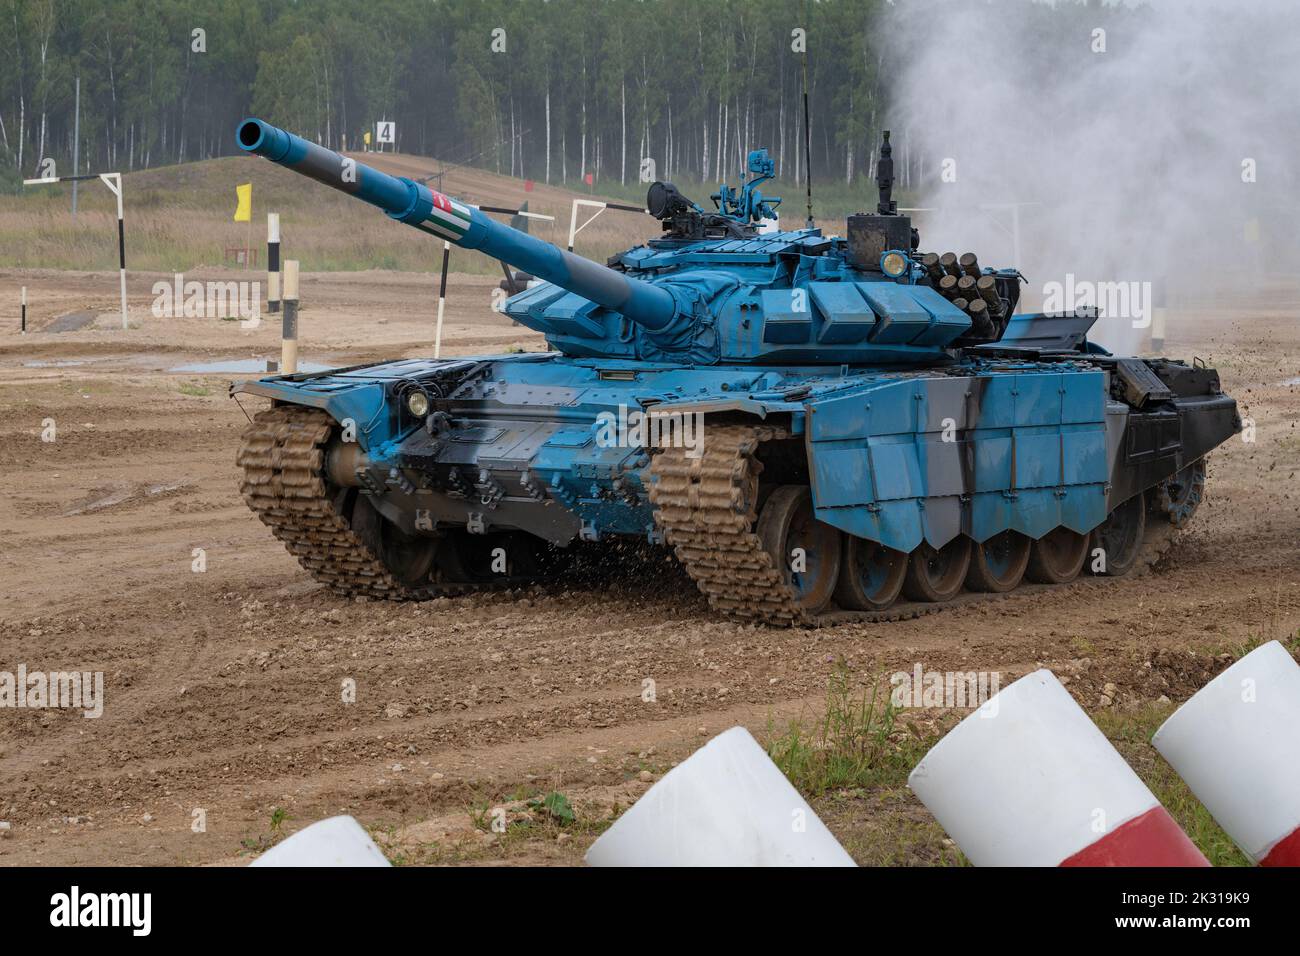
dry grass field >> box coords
[0,150,857,278]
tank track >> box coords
[237,405,483,600]
[239,408,1185,620]
[648,421,1186,628]
[648,423,810,625]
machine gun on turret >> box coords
[645,148,782,241]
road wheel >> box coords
[350,494,438,588]
[903,536,972,603]
[834,537,908,611]
[966,530,1031,593]
[757,485,842,615]
[1026,527,1090,584]
[1090,494,1146,576]
[1156,459,1206,528]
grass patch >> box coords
[766,663,931,796]
[1199,627,1300,661]
[764,663,962,865]
[0,155,663,274]
[177,383,211,397]
[455,786,612,864]
[237,806,290,856]
[527,791,576,826]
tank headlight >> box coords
[880,251,909,278]
[406,390,430,418]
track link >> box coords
[648,421,1186,628]
[237,405,481,600]
[648,424,811,625]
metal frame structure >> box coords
[24,171,128,329]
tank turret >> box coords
[237,119,1020,365]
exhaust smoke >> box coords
[884,0,1300,352]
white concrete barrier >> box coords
[1153,640,1300,866]
[585,726,855,867]
[250,815,391,867]
[909,669,1208,866]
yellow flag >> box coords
[234,183,252,222]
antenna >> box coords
[801,0,814,228]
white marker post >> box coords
[23,170,127,328]
[281,259,300,374]
[267,212,282,314]
[1151,307,1167,351]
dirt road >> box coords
[0,269,1296,865]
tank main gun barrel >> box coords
[235,118,678,332]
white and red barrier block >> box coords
[1153,640,1300,867]
[585,726,855,867]
[909,669,1208,867]
[250,815,391,867]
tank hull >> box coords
[235,348,1238,624]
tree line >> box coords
[0,0,1114,193]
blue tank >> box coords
[233,119,1239,625]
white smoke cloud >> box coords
[883,0,1300,351]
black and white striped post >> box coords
[435,240,450,359]
[101,173,127,329]
[23,170,127,328]
[267,213,282,314]
[281,259,300,374]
